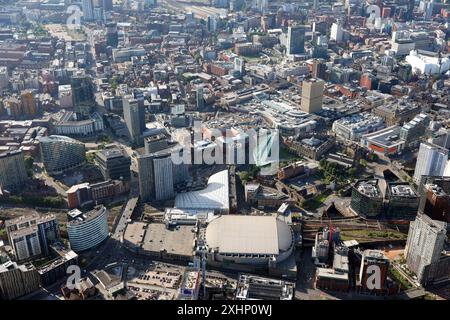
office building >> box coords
[5,213,59,262]
[405,213,448,286]
[235,274,294,300]
[359,250,389,294]
[207,15,217,33]
[312,59,327,80]
[330,22,343,43]
[413,143,448,184]
[234,42,262,56]
[386,183,420,218]
[82,0,95,21]
[360,126,405,156]
[301,78,324,114]
[102,0,113,11]
[286,25,306,55]
[332,113,385,141]
[196,86,204,109]
[350,180,383,218]
[406,0,415,20]
[58,84,73,108]
[400,113,429,148]
[152,154,174,201]
[123,95,144,146]
[95,145,131,181]
[67,206,109,252]
[373,102,421,127]
[234,57,245,75]
[39,135,86,175]
[417,176,450,222]
[106,22,118,48]
[71,75,95,118]
[0,149,28,191]
[0,255,40,300]
[137,149,174,202]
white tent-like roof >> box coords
[175,169,229,213]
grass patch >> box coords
[340,229,407,242]
[301,189,332,210]
[389,266,413,290]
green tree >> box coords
[24,156,34,178]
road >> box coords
[34,163,68,197]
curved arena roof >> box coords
[175,170,229,213]
[204,215,293,256]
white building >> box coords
[332,113,385,141]
[405,213,447,283]
[413,142,448,184]
[330,23,343,43]
[406,50,450,75]
[175,170,229,214]
[67,206,109,252]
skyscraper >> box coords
[405,213,447,284]
[406,0,415,21]
[286,25,306,55]
[102,0,113,11]
[413,142,448,184]
[312,59,327,80]
[359,250,389,293]
[123,95,143,146]
[0,150,28,191]
[207,15,217,33]
[82,0,95,21]
[152,153,174,201]
[106,22,119,48]
[234,57,245,75]
[196,86,204,110]
[301,78,324,114]
[71,75,95,118]
[330,22,343,43]
[137,151,174,202]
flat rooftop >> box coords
[389,183,417,197]
[355,180,381,198]
[123,222,147,246]
[363,126,403,148]
[142,223,195,258]
[316,267,349,280]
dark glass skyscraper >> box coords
[287,25,306,55]
[71,75,95,118]
[106,22,119,48]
